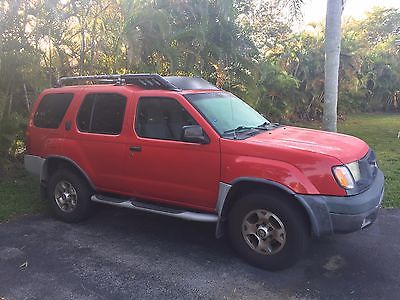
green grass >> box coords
[294,113,400,208]
[0,113,398,222]
[0,165,45,222]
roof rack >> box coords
[57,74,181,91]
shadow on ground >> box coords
[1,206,399,299]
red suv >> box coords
[25,74,384,270]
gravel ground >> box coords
[1,206,399,299]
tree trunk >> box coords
[90,17,97,73]
[49,28,52,86]
[8,93,13,116]
[80,27,85,75]
[323,0,343,132]
[23,83,30,111]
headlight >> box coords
[333,166,355,189]
[346,161,361,182]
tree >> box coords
[323,0,343,132]
[123,0,259,99]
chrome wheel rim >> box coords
[54,180,78,213]
[241,209,286,255]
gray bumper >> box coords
[296,170,384,237]
[24,154,45,178]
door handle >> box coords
[129,146,142,152]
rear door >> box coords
[61,88,132,194]
[125,94,221,212]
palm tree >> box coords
[124,2,172,73]
[281,0,344,132]
[323,0,344,132]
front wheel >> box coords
[228,191,310,271]
[47,169,93,222]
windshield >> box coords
[185,92,269,138]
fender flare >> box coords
[215,177,316,238]
[42,155,96,190]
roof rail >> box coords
[57,74,181,91]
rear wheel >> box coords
[47,169,93,222]
[228,191,309,271]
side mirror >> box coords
[181,125,210,144]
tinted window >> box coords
[77,93,126,135]
[76,94,94,132]
[135,97,198,141]
[34,93,73,128]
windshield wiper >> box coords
[255,122,282,130]
[223,126,254,135]
[223,122,280,139]
[223,124,272,139]
[254,122,271,130]
[223,126,254,139]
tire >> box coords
[227,191,310,271]
[47,168,93,223]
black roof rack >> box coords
[57,74,181,91]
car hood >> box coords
[246,126,369,164]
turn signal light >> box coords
[333,166,355,189]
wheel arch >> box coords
[41,156,96,191]
[216,178,313,238]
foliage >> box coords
[0,113,26,177]
[1,2,398,120]
[255,62,299,121]
[340,8,400,113]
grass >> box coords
[294,113,400,208]
[0,164,45,222]
[339,114,399,207]
[0,113,398,222]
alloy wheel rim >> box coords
[54,180,78,213]
[241,209,286,255]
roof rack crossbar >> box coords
[57,74,181,91]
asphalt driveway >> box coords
[1,206,399,299]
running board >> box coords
[91,195,218,223]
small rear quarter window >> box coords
[33,93,74,128]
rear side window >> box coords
[77,93,126,135]
[33,93,73,128]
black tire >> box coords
[47,168,93,223]
[227,191,310,271]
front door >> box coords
[126,95,220,212]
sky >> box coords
[302,0,400,26]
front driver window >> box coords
[135,97,198,141]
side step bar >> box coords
[91,194,218,223]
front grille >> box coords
[359,149,378,179]
[354,149,378,193]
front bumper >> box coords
[296,169,384,237]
